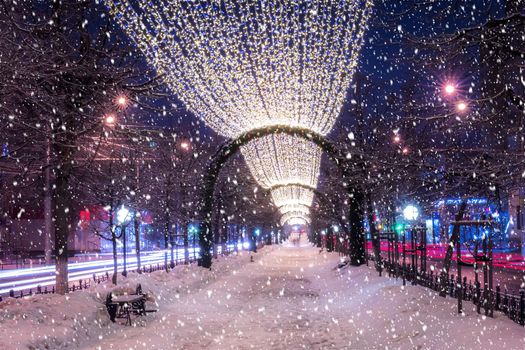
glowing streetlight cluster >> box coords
[104,94,129,127]
[442,80,469,113]
[107,0,373,138]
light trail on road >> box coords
[0,244,247,296]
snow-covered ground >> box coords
[0,249,267,350]
[1,235,524,349]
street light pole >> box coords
[122,224,128,277]
[134,159,142,273]
[117,206,131,277]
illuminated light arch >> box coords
[279,203,311,216]
[285,217,309,226]
[280,213,311,227]
[108,3,374,268]
[107,0,373,138]
[196,125,366,268]
[242,133,322,190]
[271,184,316,208]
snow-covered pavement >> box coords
[1,238,524,350]
[80,238,524,350]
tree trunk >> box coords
[44,136,53,265]
[134,162,141,273]
[367,192,381,269]
[110,211,118,285]
[52,140,74,295]
[213,201,221,259]
[164,178,170,272]
[349,188,366,266]
[134,213,141,273]
[169,222,175,268]
[164,218,170,272]
[234,225,239,253]
[183,220,189,264]
[439,200,467,297]
[326,227,333,252]
[53,172,70,295]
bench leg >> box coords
[126,308,132,326]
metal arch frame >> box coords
[198,125,366,268]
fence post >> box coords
[457,275,462,314]
[495,285,501,311]
[519,289,525,326]
[476,281,481,314]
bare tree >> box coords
[0,1,159,293]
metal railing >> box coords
[334,239,525,327]
[0,241,263,301]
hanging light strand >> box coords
[107,0,373,138]
[271,185,316,208]
[280,212,311,227]
[242,134,322,190]
[279,203,311,216]
[285,217,309,226]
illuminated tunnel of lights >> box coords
[108,0,372,226]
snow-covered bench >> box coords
[105,284,156,325]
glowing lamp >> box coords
[116,206,131,225]
[403,205,419,221]
[444,84,456,95]
[105,114,116,126]
[457,101,467,112]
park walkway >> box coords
[82,236,524,349]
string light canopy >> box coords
[280,212,311,227]
[107,0,373,138]
[242,134,321,190]
[285,217,309,226]
[271,185,315,208]
[279,203,311,216]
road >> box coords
[0,244,245,297]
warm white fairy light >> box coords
[280,212,311,226]
[107,0,373,138]
[285,217,308,226]
[242,134,321,190]
[271,185,315,208]
[279,203,311,216]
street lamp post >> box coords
[134,209,141,273]
[117,206,132,277]
[122,224,128,277]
